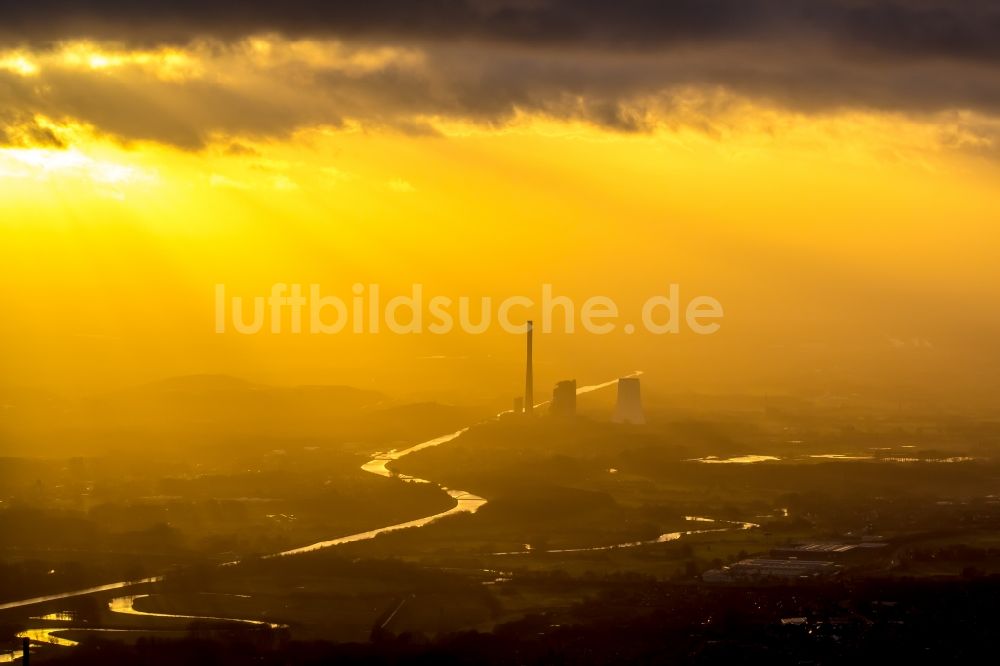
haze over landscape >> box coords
[3,2,1000,664]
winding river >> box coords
[8,371,763,657]
[490,516,758,556]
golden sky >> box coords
[2,3,1000,405]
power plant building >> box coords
[550,380,577,417]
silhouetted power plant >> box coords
[510,322,642,423]
[550,380,577,417]
[613,377,645,424]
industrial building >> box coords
[702,558,842,583]
[550,380,577,417]
[771,541,888,562]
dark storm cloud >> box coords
[3,1,1000,63]
[0,63,350,148]
[2,39,1000,150]
[0,110,66,148]
[2,2,1000,151]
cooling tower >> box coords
[612,377,645,424]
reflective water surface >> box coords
[4,372,638,658]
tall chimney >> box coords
[524,320,534,415]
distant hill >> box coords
[137,373,259,394]
[0,376,480,456]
